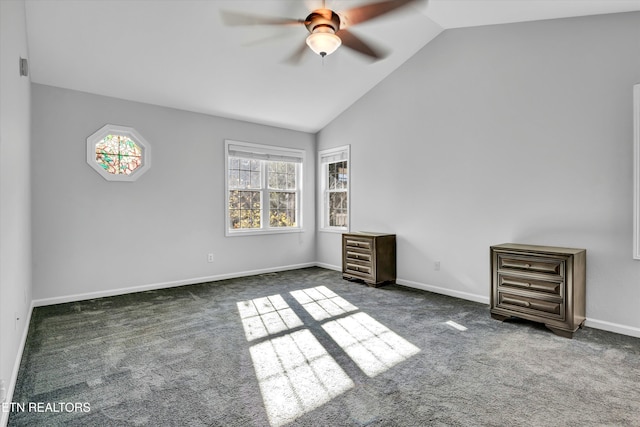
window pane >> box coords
[229,170,240,188]
[329,191,348,227]
[118,154,142,175]
[230,157,262,189]
[250,171,261,188]
[328,161,347,190]
[96,151,117,174]
[268,161,296,190]
[119,137,142,156]
[286,172,296,190]
[240,170,250,188]
[96,134,120,155]
[229,190,261,229]
[336,161,348,190]
[269,192,296,227]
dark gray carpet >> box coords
[8,267,640,426]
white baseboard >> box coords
[584,318,640,338]
[1,303,33,427]
[314,262,341,272]
[395,278,490,305]
[33,262,316,307]
[318,261,491,305]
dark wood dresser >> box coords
[342,232,396,287]
[490,243,586,338]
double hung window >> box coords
[225,140,304,236]
[319,145,350,232]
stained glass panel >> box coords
[94,134,143,175]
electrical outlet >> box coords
[207,253,214,263]
[434,261,441,271]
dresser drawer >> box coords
[344,237,372,251]
[345,251,372,263]
[497,291,564,320]
[498,274,564,298]
[497,253,564,277]
[344,262,373,278]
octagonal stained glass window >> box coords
[86,124,150,181]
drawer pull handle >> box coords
[502,279,531,288]
[503,297,531,308]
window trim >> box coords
[633,84,640,259]
[225,139,305,237]
[319,145,350,233]
[86,124,151,182]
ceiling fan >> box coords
[221,0,421,63]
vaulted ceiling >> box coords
[24,0,640,132]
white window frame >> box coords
[633,84,640,259]
[319,145,350,233]
[86,124,151,182]
[225,140,304,237]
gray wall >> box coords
[31,85,316,302]
[0,0,32,416]
[317,12,640,336]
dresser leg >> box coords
[545,325,574,339]
[491,313,511,322]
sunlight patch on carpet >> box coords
[290,286,358,321]
[249,329,354,427]
[237,294,304,341]
[322,312,421,377]
[445,320,468,331]
[239,287,420,426]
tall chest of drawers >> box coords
[490,243,586,338]
[342,232,396,287]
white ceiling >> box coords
[24,0,640,133]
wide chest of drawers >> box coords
[490,243,586,338]
[342,232,396,287]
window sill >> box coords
[226,228,305,237]
[319,227,349,234]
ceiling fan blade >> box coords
[283,42,310,65]
[220,10,305,27]
[340,0,419,28]
[337,29,387,60]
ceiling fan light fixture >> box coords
[306,31,341,58]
